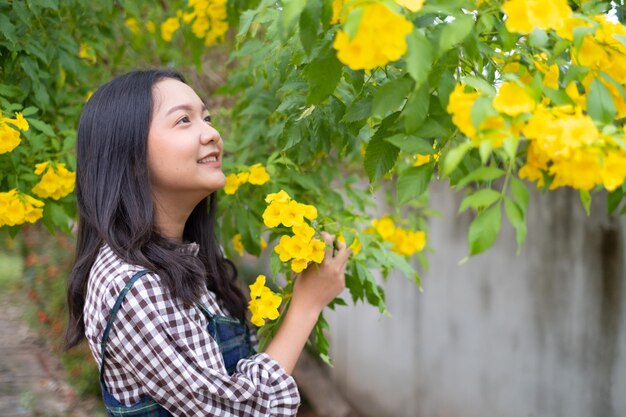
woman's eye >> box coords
[177,116,191,125]
[204,115,212,123]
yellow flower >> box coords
[0,190,44,227]
[308,239,326,263]
[232,234,244,256]
[413,154,431,167]
[284,234,312,260]
[301,204,317,220]
[338,232,362,255]
[161,16,180,42]
[125,18,140,34]
[274,235,294,262]
[492,81,536,116]
[395,0,424,12]
[292,222,315,241]
[0,122,22,154]
[372,216,396,240]
[79,43,96,64]
[236,171,249,184]
[601,149,626,191]
[265,190,291,204]
[4,112,29,131]
[447,84,480,138]
[263,201,285,228]
[502,0,571,34]
[333,3,413,70]
[34,162,49,175]
[146,21,156,33]
[248,163,270,185]
[280,200,305,227]
[260,237,267,250]
[248,275,282,327]
[32,163,76,200]
[349,236,362,255]
[291,258,309,273]
[224,173,240,195]
[249,275,266,299]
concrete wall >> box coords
[326,182,626,417]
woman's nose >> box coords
[200,123,221,144]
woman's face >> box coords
[147,78,225,204]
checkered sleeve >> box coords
[106,271,300,417]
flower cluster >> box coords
[263,190,324,273]
[161,15,181,42]
[446,11,626,193]
[232,233,267,257]
[0,190,44,227]
[520,105,626,191]
[568,16,626,117]
[160,0,229,46]
[333,2,414,70]
[0,112,28,154]
[248,275,282,327]
[182,0,228,46]
[365,216,426,257]
[125,18,156,35]
[224,163,270,195]
[32,162,76,200]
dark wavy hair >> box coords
[64,69,247,350]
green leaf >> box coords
[457,166,505,188]
[299,1,321,56]
[438,14,474,56]
[343,7,364,39]
[459,188,502,213]
[607,187,624,215]
[21,106,38,117]
[364,136,400,183]
[402,85,429,133]
[443,142,472,176]
[343,96,371,123]
[587,78,616,124]
[303,50,343,105]
[470,96,496,131]
[385,250,419,283]
[372,77,413,118]
[280,0,307,36]
[463,76,496,95]
[510,177,529,216]
[528,28,548,48]
[397,164,433,204]
[468,203,502,256]
[384,134,434,154]
[580,189,591,216]
[0,14,17,45]
[405,29,433,88]
[504,197,527,252]
[28,118,55,136]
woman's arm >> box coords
[265,231,350,374]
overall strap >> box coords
[99,270,151,386]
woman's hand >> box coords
[291,231,351,314]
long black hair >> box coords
[64,69,247,350]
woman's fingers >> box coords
[320,231,334,261]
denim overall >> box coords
[99,270,255,417]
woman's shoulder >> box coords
[88,244,160,306]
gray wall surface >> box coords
[326,182,626,417]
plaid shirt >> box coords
[84,243,300,416]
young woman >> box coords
[64,69,350,417]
